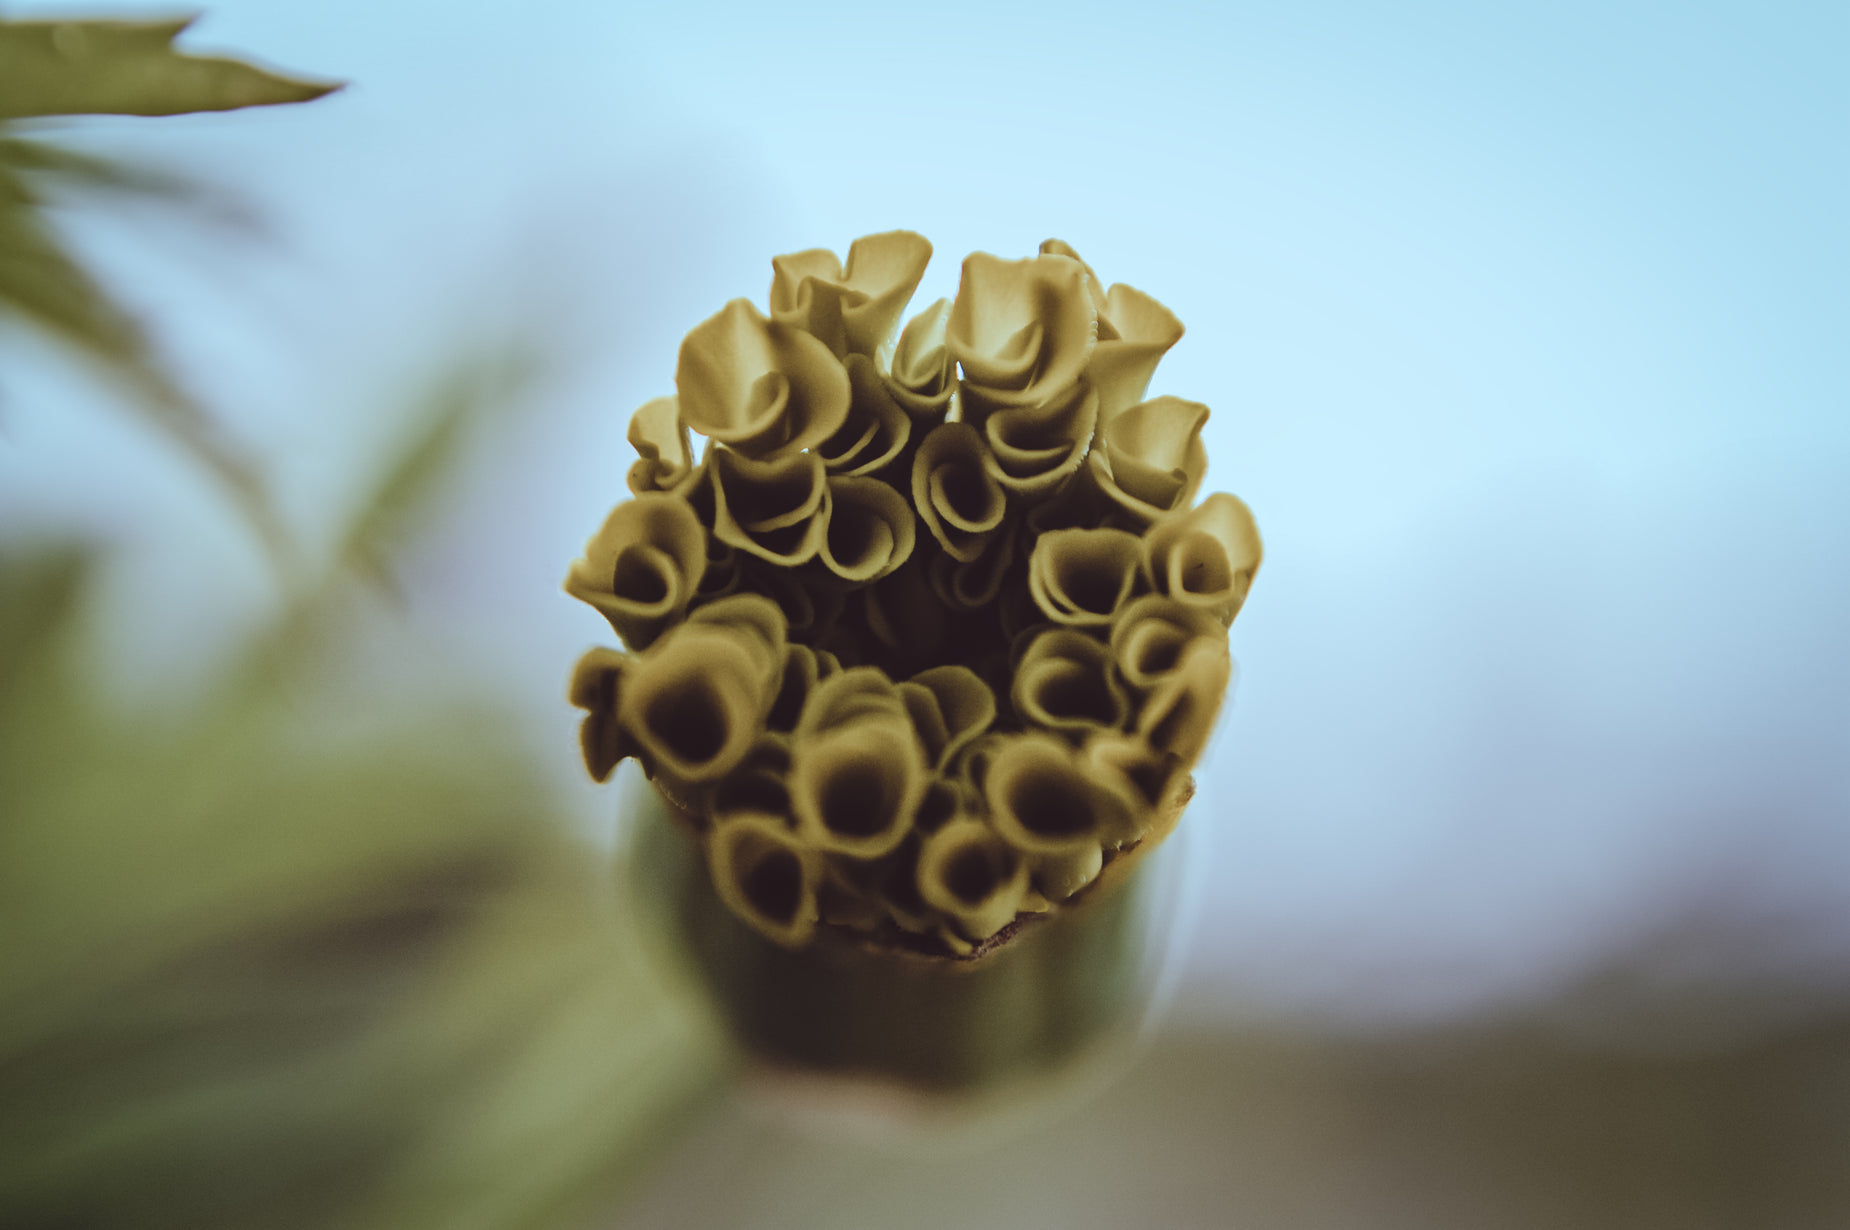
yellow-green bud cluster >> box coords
[568,233,1261,955]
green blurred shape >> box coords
[0,16,338,119]
[0,144,283,557]
[0,14,340,565]
[0,548,728,1228]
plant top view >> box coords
[567,233,1262,958]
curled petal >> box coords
[617,619,779,787]
[981,382,1099,500]
[818,354,911,476]
[770,230,933,358]
[898,664,996,769]
[1082,730,1187,842]
[568,647,638,783]
[1027,527,1151,627]
[1144,492,1264,626]
[683,591,788,682]
[886,297,955,421]
[1110,593,1225,692]
[819,474,916,584]
[912,422,1008,563]
[1012,627,1131,738]
[676,298,851,459]
[917,819,1029,942]
[947,250,1096,408]
[707,812,821,948]
[1089,283,1185,422]
[709,448,830,567]
[1088,395,1210,526]
[795,664,914,737]
[790,722,928,859]
[1136,634,1232,768]
[564,492,708,649]
[984,732,1130,853]
[626,396,694,495]
[1038,239,1112,330]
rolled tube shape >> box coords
[946,250,1096,409]
[1143,492,1263,626]
[616,617,780,788]
[707,812,821,947]
[709,448,830,567]
[1086,282,1185,422]
[886,297,956,421]
[568,647,637,783]
[911,422,1008,562]
[790,721,928,860]
[676,298,850,459]
[818,354,910,476]
[1109,593,1225,692]
[917,819,1030,942]
[1012,627,1130,738]
[898,664,996,769]
[984,731,1130,856]
[1136,634,1232,768]
[980,382,1098,500]
[564,492,708,649]
[1088,395,1209,526]
[770,230,933,359]
[1027,527,1150,628]
[819,474,916,583]
[626,396,694,495]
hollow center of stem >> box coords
[820,760,894,838]
[646,685,727,766]
[944,845,1002,904]
[740,846,803,924]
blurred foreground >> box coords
[608,1014,1850,1230]
[0,549,726,1228]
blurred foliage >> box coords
[609,1019,1850,1230]
[0,16,338,119]
[0,540,727,1227]
[0,23,735,1221]
[0,16,339,563]
[0,327,726,1226]
[335,351,537,599]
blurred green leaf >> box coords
[0,12,341,567]
[340,354,536,594]
[0,16,340,120]
[1,134,206,200]
[0,163,290,559]
[0,547,728,1229]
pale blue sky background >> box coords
[4,0,1846,1030]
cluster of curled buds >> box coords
[568,232,1261,957]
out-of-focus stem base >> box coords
[619,768,1188,1107]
